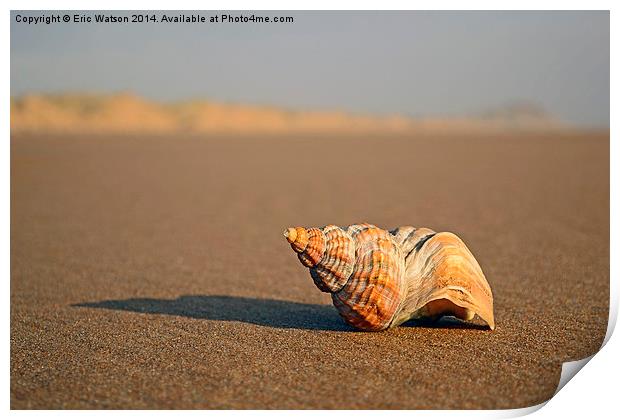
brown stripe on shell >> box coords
[309,225,355,293]
[332,229,404,331]
[297,228,326,268]
[390,226,436,260]
[346,223,377,240]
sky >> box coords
[11,11,610,127]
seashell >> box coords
[284,223,494,331]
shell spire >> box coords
[285,225,355,293]
[285,223,495,332]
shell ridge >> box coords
[308,225,356,293]
[404,232,437,263]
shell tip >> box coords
[283,227,297,244]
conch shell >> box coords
[284,223,494,331]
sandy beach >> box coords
[10,130,609,409]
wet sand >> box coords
[11,131,609,409]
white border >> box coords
[4,1,616,418]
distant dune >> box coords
[10,92,566,135]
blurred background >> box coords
[11,10,610,132]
